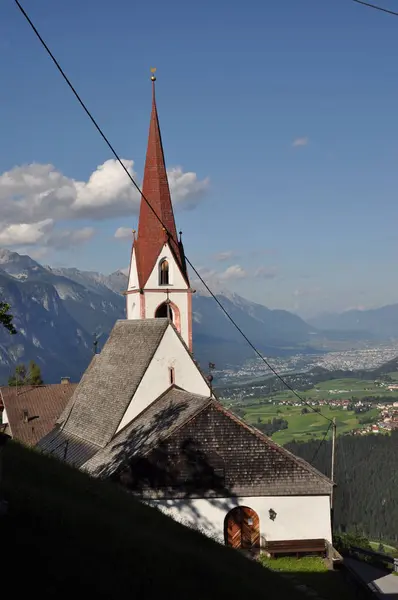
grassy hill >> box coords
[1,441,309,599]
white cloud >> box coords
[0,160,209,248]
[0,219,53,246]
[214,250,237,262]
[254,266,278,279]
[0,217,94,249]
[219,264,247,280]
[114,227,133,240]
[292,137,309,147]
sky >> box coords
[1,0,398,317]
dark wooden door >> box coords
[225,507,260,549]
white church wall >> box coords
[116,325,210,432]
[126,294,141,320]
[145,292,190,344]
[127,248,139,291]
[148,495,332,545]
[145,243,189,290]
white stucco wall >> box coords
[145,243,188,289]
[116,325,210,432]
[126,243,190,344]
[126,294,140,320]
[127,247,139,291]
[145,291,190,345]
[148,495,332,545]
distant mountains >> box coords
[2,248,398,384]
[309,305,398,339]
[0,249,318,383]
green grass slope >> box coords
[1,442,306,599]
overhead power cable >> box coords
[310,421,332,465]
[14,0,333,424]
[352,0,398,16]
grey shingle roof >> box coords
[83,390,332,498]
[83,386,211,477]
[58,319,169,447]
[37,428,99,467]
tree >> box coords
[8,361,43,387]
[0,302,16,335]
[8,364,27,387]
[29,360,43,385]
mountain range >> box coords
[1,248,398,384]
[0,249,318,383]
[309,306,398,339]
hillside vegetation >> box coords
[287,431,398,544]
[1,441,307,599]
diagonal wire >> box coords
[310,421,333,465]
[352,0,398,16]
[13,0,334,423]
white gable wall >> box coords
[116,324,210,432]
[127,247,139,291]
[149,495,332,544]
[126,247,140,320]
[2,407,8,425]
[145,243,188,289]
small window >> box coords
[159,259,169,285]
[169,367,175,385]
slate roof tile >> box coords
[59,319,169,447]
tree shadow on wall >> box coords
[90,398,239,540]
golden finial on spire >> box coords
[150,67,157,82]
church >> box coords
[38,74,333,551]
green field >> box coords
[242,403,379,445]
[227,376,397,445]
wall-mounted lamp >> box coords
[269,508,277,521]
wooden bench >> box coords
[265,538,326,558]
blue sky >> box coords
[1,0,398,316]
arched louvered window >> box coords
[159,259,169,285]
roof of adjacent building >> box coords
[54,319,171,447]
[133,79,188,288]
[0,383,77,446]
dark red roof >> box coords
[0,383,77,447]
[134,80,187,287]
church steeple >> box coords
[134,72,187,289]
[126,72,193,351]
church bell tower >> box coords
[125,72,193,351]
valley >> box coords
[219,370,398,445]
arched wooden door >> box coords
[225,506,260,550]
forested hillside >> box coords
[287,432,398,544]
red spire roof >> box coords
[134,78,187,288]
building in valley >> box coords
[38,74,333,549]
